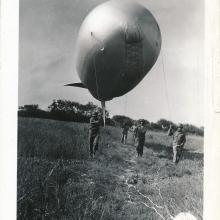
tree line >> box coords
[18,99,204,136]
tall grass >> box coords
[17,117,203,220]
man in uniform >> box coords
[121,122,129,144]
[89,111,101,158]
[135,120,147,157]
[168,124,186,164]
[131,123,138,142]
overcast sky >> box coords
[19,0,204,126]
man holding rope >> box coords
[89,110,101,158]
[168,124,186,164]
[135,120,147,157]
[121,122,129,144]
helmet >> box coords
[178,123,183,128]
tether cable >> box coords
[93,54,100,101]
[91,32,105,101]
[161,47,172,120]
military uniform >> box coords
[132,125,138,142]
[89,114,101,158]
[121,124,129,144]
[168,125,186,163]
[135,124,147,157]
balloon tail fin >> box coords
[64,82,87,89]
[101,101,106,128]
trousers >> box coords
[173,145,183,163]
[89,133,100,156]
[121,133,128,144]
[136,138,145,156]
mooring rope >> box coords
[91,32,107,127]
[93,55,101,101]
[91,31,105,101]
[161,47,172,120]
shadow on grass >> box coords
[145,142,203,161]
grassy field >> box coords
[17,117,203,220]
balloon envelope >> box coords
[75,1,161,101]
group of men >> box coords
[88,110,186,164]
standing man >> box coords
[168,124,186,164]
[89,111,101,158]
[131,123,138,143]
[135,120,147,157]
[121,122,129,144]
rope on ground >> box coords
[123,162,175,220]
[124,179,167,219]
[141,202,166,220]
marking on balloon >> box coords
[91,31,105,52]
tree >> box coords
[112,115,134,127]
[23,104,39,112]
[18,104,49,118]
[150,122,161,130]
[47,99,111,124]
[136,119,150,126]
[182,123,204,136]
[157,119,175,130]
